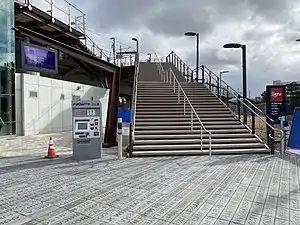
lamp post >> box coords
[184,32,200,82]
[132,38,139,54]
[110,37,116,64]
[223,43,247,124]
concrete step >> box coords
[135,117,237,122]
[134,124,245,130]
[137,95,217,99]
[134,138,260,145]
[134,129,251,135]
[136,99,221,103]
[135,110,231,115]
[136,102,225,107]
[136,107,228,112]
[134,133,256,140]
[131,148,270,156]
[132,143,266,151]
[135,121,241,126]
[135,114,235,118]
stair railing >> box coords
[128,52,140,156]
[201,65,283,153]
[166,51,194,82]
[154,53,212,159]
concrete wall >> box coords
[15,73,109,136]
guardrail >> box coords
[166,51,283,153]
[154,53,212,159]
[15,0,136,67]
[128,53,140,156]
[166,51,194,82]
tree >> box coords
[286,82,300,115]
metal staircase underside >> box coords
[131,63,270,157]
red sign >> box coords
[270,88,283,102]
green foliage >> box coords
[286,82,300,115]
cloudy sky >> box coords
[30,0,300,96]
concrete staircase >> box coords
[131,62,269,156]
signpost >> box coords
[266,85,287,153]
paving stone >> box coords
[1,134,300,225]
[275,207,289,221]
[259,215,275,225]
[275,218,289,225]
[245,212,261,225]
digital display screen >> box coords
[77,122,88,130]
[23,44,56,70]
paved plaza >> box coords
[0,132,300,224]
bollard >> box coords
[280,116,287,155]
[117,118,123,159]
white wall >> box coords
[15,73,109,136]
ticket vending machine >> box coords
[72,100,103,160]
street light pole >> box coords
[184,32,200,83]
[110,37,116,64]
[242,44,247,102]
[132,38,139,54]
[223,43,247,125]
[196,33,199,82]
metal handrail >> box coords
[166,51,194,82]
[202,65,270,120]
[155,53,212,159]
[128,53,140,156]
[201,68,283,144]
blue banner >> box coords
[288,108,300,149]
[118,109,131,123]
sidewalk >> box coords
[0,133,299,224]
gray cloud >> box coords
[32,0,300,96]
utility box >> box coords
[72,100,103,160]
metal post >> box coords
[226,85,229,107]
[184,97,186,115]
[209,134,212,160]
[200,127,203,151]
[209,72,212,90]
[117,118,123,160]
[237,99,241,120]
[242,45,247,125]
[201,65,205,84]
[217,77,220,97]
[251,104,255,134]
[191,110,193,130]
[178,86,180,103]
[83,14,86,35]
[196,33,199,82]
[50,0,54,17]
[68,4,72,27]
[280,116,286,155]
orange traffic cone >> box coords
[44,136,59,158]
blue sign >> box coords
[288,108,300,149]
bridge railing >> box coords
[15,0,136,67]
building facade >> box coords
[0,0,15,135]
